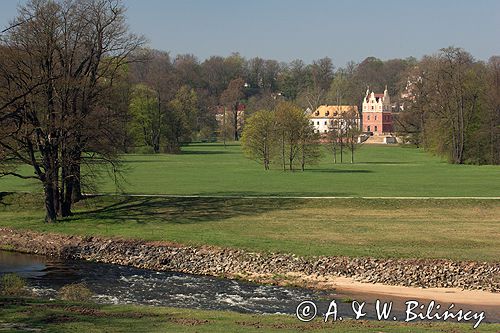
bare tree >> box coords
[0,0,144,222]
[220,78,245,141]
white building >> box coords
[309,105,360,134]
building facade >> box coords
[309,105,359,134]
[362,87,393,135]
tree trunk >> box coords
[301,147,305,171]
[71,162,82,202]
[340,141,344,163]
[281,133,286,171]
[44,184,58,223]
[233,107,239,141]
[61,179,73,217]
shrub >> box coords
[0,273,28,296]
[58,283,93,302]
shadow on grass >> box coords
[358,162,411,165]
[191,190,356,197]
[0,192,10,206]
[67,196,308,225]
[308,169,373,174]
[180,150,231,155]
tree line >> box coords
[1,0,498,224]
[123,49,418,153]
[396,48,500,165]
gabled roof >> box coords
[310,105,358,118]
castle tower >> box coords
[361,86,393,135]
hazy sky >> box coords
[1,0,499,66]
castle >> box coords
[361,87,394,135]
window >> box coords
[374,126,378,132]
[375,115,377,120]
[367,125,371,131]
[367,115,370,120]
[324,121,327,125]
[371,106,374,110]
[324,129,328,133]
[317,121,319,125]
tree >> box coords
[165,85,198,152]
[0,0,143,222]
[220,78,245,141]
[327,119,341,163]
[275,101,317,171]
[299,123,322,171]
[342,108,362,163]
[484,57,500,164]
[278,59,309,101]
[415,48,483,164]
[241,110,277,170]
[129,84,162,152]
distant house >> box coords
[309,105,360,134]
[362,87,393,135]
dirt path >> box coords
[85,193,500,200]
[330,277,500,306]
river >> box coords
[0,250,497,324]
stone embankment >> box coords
[0,228,498,292]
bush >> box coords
[0,273,28,296]
[58,283,93,302]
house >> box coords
[309,105,359,134]
[362,87,393,135]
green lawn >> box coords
[0,298,498,333]
[1,143,499,197]
[1,194,499,261]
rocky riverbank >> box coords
[0,228,498,292]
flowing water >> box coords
[0,250,497,324]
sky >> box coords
[1,0,499,66]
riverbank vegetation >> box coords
[0,193,498,262]
[0,297,498,333]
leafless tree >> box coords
[0,0,144,222]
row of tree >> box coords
[241,103,361,170]
[396,48,500,165]
[123,49,418,152]
[241,102,321,171]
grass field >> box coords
[0,298,498,333]
[1,143,499,197]
[1,194,499,261]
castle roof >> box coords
[366,93,386,103]
[310,105,358,118]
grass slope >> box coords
[0,298,498,333]
[1,143,499,197]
